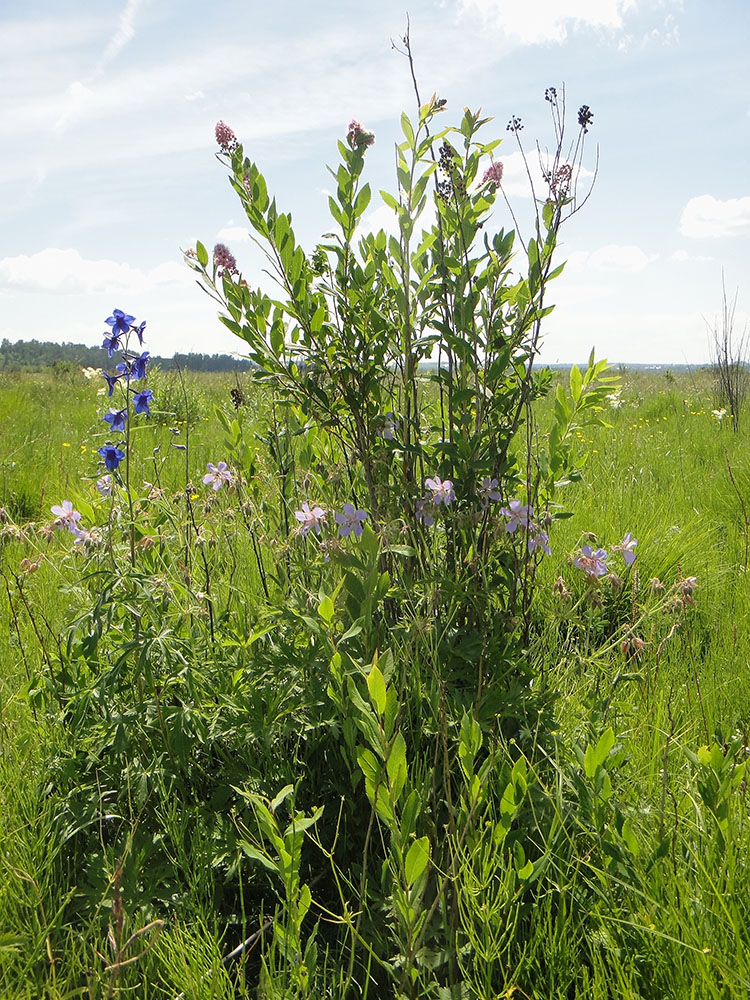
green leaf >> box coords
[196,241,209,267]
[569,364,582,403]
[584,728,615,779]
[386,732,407,803]
[367,663,386,715]
[318,594,335,624]
[405,837,430,886]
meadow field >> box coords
[0,360,748,1000]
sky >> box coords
[1,0,749,364]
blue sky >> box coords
[2,0,749,362]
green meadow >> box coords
[1,363,748,999]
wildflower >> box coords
[101,370,121,396]
[606,392,624,409]
[105,309,135,337]
[130,351,150,380]
[500,499,533,533]
[574,544,609,580]
[135,320,147,346]
[346,119,375,151]
[215,120,238,153]
[102,333,121,356]
[477,476,501,507]
[202,461,233,491]
[50,499,82,533]
[81,366,100,380]
[712,408,728,422]
[612,532,637,566]
[679,575,698,601]
[416,497,435,527]
[553,576,570,598]
[213,243,238,276]
[528,527,551,556]
[295,501,326,536]
[381,412,399,441]
[72,526,102,552]
[96,475,113,496]
[425,475,455,506]
[334,503,368,539]
[133,388,153,414]
[98,444,126,470]
[104,408,128,433]
[481,162,504,186]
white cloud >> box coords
[95,0,150,74]
[679,195,750,239]
[0,248,191,295]
[457,0,639,44]
[567,244,657,273]
[672,248,713,263]
[216,225,252,243]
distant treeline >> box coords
[0,339,254,373]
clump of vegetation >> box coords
[0,60,749,1000]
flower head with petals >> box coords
[104,409,128,433]
[425,475,455,507]
[334,503,368,539]
[500,498,533,533]
[612,532,637,566]
[295,501,326,536]
[98,444,125,470]
[202,461,233,491]
[105,309,135,337]
[575,545,609,580]
[51,499,82,533]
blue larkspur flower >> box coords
[102,333,121,357]
[131,352,150,380]
[105,309,135,337]
[135,320,147,346]
[104,408,128,433]
[101,370,121,396]
[133,388,153,414]
[98,444,125,470]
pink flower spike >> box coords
[203,462,233,491]
[482,161,504,186]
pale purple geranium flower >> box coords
[381,412,399,441]
[51,500,82,533]
[500,499,533,533]
[335,503,368,539]
[528,528,551,556]
[96,475,113,497]
[612,532,637,566]
[295,502,327,536]
[425,476,455,506]
[203,462,233,491]
[416,498,435,527]
[575,545,609,580]
[478,477,501,507]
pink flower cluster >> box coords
[215,120,238,154]
[346,119,375,151]
[481,162,504,186]
[213,243,238,277]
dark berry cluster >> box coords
[436,142,466,203]
[577,105,594,132]
[544,87,557,104]
[506,116,524,133]
[230,386,245,410]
